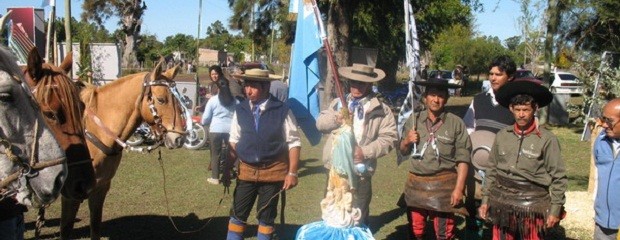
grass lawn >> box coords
[24,96,594,239]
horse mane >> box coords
[79,72,149,111]
[33,64,84,134]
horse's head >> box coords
[23,47,95,200]
[0,46,67,207]
[139,60,186,149]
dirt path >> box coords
[562,191,595,239]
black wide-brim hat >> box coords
[413,77,462,89]
[495,80,553,108]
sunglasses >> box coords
[600,116,620,129]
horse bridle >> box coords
[140,76,188,141]
[84,74,187,153]
[0,117,66,201]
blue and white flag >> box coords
[397,0,422,165]
[288,0,325,146]
[41,0,56,7]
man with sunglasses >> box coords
[593,98,620,240]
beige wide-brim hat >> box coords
[338,63,386,82]
[232,68,282,82]
[470,130,496,173]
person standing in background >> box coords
[593,98,620,240]
[201,71,238,185]
[461,56,517,238]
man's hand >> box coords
[353,146,364,164]
[405,130,419,145]
[282,174,298,190]
[545,215,560,228]
[450,189,464,207]
[478,204,489,220]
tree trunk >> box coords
[322,0,352,110]
[541,0,558,125]
[123,34,138,68]
[119,0,145,68]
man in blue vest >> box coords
[226,69,301,240]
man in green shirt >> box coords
[479,80,567,240]
[399,78,471,240]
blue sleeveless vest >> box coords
[235,96,288,164]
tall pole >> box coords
[251,3,255,62]
[64,0,72,78]
[195,0,202,115]
[269,19,275,63]
[45,1,56,64]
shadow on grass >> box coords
[298,158,325,178]
[31,214,232,240]
[31,214,304,240]
[568,175,589,190]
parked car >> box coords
[378,83,409,111]
[550,71,583,95]
[514,69,543,85]
[429,70,453,80]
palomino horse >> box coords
[60,60,186,240]
[23,47,96,201]
[0,46,67,207]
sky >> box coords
[1,0,527,43]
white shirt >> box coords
[229,99,301,149]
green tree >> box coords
[558,0,620,53]
[137,33,164,67]
[80,0,147,68]
[203,20,233,51]
[162,34,196,60]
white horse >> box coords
[0,46,67,207]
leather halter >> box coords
[84,73,186,155]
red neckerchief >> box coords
[513,120,540,137]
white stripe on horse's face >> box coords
[0,47,66,206]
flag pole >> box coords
[309,0,350,122]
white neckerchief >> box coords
[348,95,371,144]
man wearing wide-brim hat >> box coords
[316,63,397,226]
[479,80,567,240]
[398,77,471,240]
[227,68,301,240]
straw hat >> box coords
[338,63,385,82]
[232,68,282,82]
[495,80,553,108]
